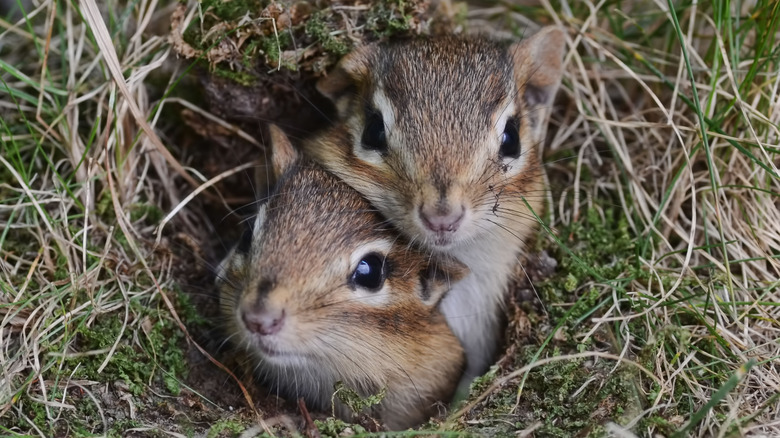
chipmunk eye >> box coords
[237,221,253,253]
[351,253,386,291]
[361,110,388,153]
[499,117,521,159]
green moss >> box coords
[467,365,499,397]
[96,189,114,218]
[180,0,449,86]
[461,196,657,436]
[242,39,262,69]
[314,418,367,437]
[29,393,54,432]
[200,0,266,22]
[453,2,469,28]
[10,388,113,437]
[568,286,602,319]
[334,381,386,414]
[108,420,143,438]
[260,31,294,69]
[54,252,70,281]
[206,418,246,438]
[69,317,142,394]
[305,11,351,56]
[365,0,412,37]
[62,298,187,396]
[562,273,578,292]
[129,202,164,224]
[538,206,638,321]
[212,66,257,87]
[639,414,679,436]
[174,285,208,327]
[466,344,643,437]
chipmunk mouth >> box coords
[250,337,308,363]
[418,219,476,249]
[428,232,457,248]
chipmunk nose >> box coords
[420,204,464,232]
[242,308,285,336]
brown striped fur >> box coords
[217,127,466,429]
[306,28,566,385]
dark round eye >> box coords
[351,253,386,291]
[499,117,521,159]
[361,110,388,153]
[236,221,253,253]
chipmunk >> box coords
[305,27,566,385]
[216,126,466,430]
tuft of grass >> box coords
[0,0,204,435]
[460,0,780,436]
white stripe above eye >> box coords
[495,101,528,172]
[348,240,393,270]
[495,101,516,138]
[372,87,396,132]
[253,204,267,234]
[351,87,395,165]
[246,203,267,256]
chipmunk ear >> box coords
[418,255,469,307]
[509,26,566,111]
[317,44,377,118]
[268,124,298,179]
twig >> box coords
[298,398,321,438]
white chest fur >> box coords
[439,227,520,384]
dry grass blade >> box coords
[78,0,200,190]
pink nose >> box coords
[242,308,285,336]
[420,204,464,232]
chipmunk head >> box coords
[312,27,566,249]
[217,126,466,428]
